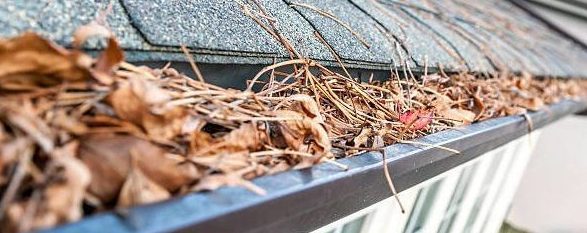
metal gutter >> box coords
[40,99,587,233]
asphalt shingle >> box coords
[285,0,397,65]
[350,0,461,70]
[121,0,282,54]
[0,0,148,49]
[0,0,586,77]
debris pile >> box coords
[0,32,585,232]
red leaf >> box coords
[399,110,417,125]
[400,110,432,130]
[412,111,432,130]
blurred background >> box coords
[505,1,587,232]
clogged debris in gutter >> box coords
[0,31,586,232]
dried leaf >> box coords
[192,174,266,195]
[400,110,432,130]
[72,21,112,48]
[108,77,187,141]
[42,152,91,223]
[79,134,199,202]
[189,151,249,173]
[280,94,323,122]
[472,95,485,120]
[6,143,91,232]
[91,38,124,85]
[189,131,215,154]
[0,138,31,176]
[504,106,527,115]
[0,101,54,153]
[352,128,372,147]
[267,161,290,175]
[0,33,91,90]
[191,123,267,156]
[516,97,544,111]
[117,152,170,208]
[51,110,88,135]
[399,110,418,125]
[274,110,331,167]
[437,108,476,124]
[220,123,267,152]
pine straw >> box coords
[0,30,586,232]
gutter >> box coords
[39,99,587,233]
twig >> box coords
[0,143,33,221]
[180,45,205,83]
[381,149,405,213]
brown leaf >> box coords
[192,173,266,195]
[472,95,485,120]
[108,77,187,141]
[0,33,91,90]
[79,134,199,203]
[273,110,331,167]
[50,110,88,135]
[431,95,453,111]
[0,100,54,153]
[72,21,112,48]
[267,161,290,175]
[0,138,31,176]
[189,151,250,173]
[189,131,215,154]
[6,143,92,233]
[437,108,476,124]
[116,152,170,208]
[142,107,187,142]
[91,38,124,85]
[190,123,267,157]
[220,123,267,152]
[42,150,91,223]
[516,97,544,111]
[181,116,206,135]
[504,106,527,115]
[279,94,323,122]
[352,128,372,147]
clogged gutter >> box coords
[0,31,586,232]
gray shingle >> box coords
[121,0,282,54]
[0,0,148,49]
[401,7,494,73]
[0,0,586,77]
[350,0,461,70]
[285,0,397,65]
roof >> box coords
[1,0,587,77]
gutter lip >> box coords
[40,99,587,233]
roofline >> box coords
[510,0,587,49]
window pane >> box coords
[463,152,505,232]
[404,179,444,233]
[341,215,367,233]
[437,164,478,233]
